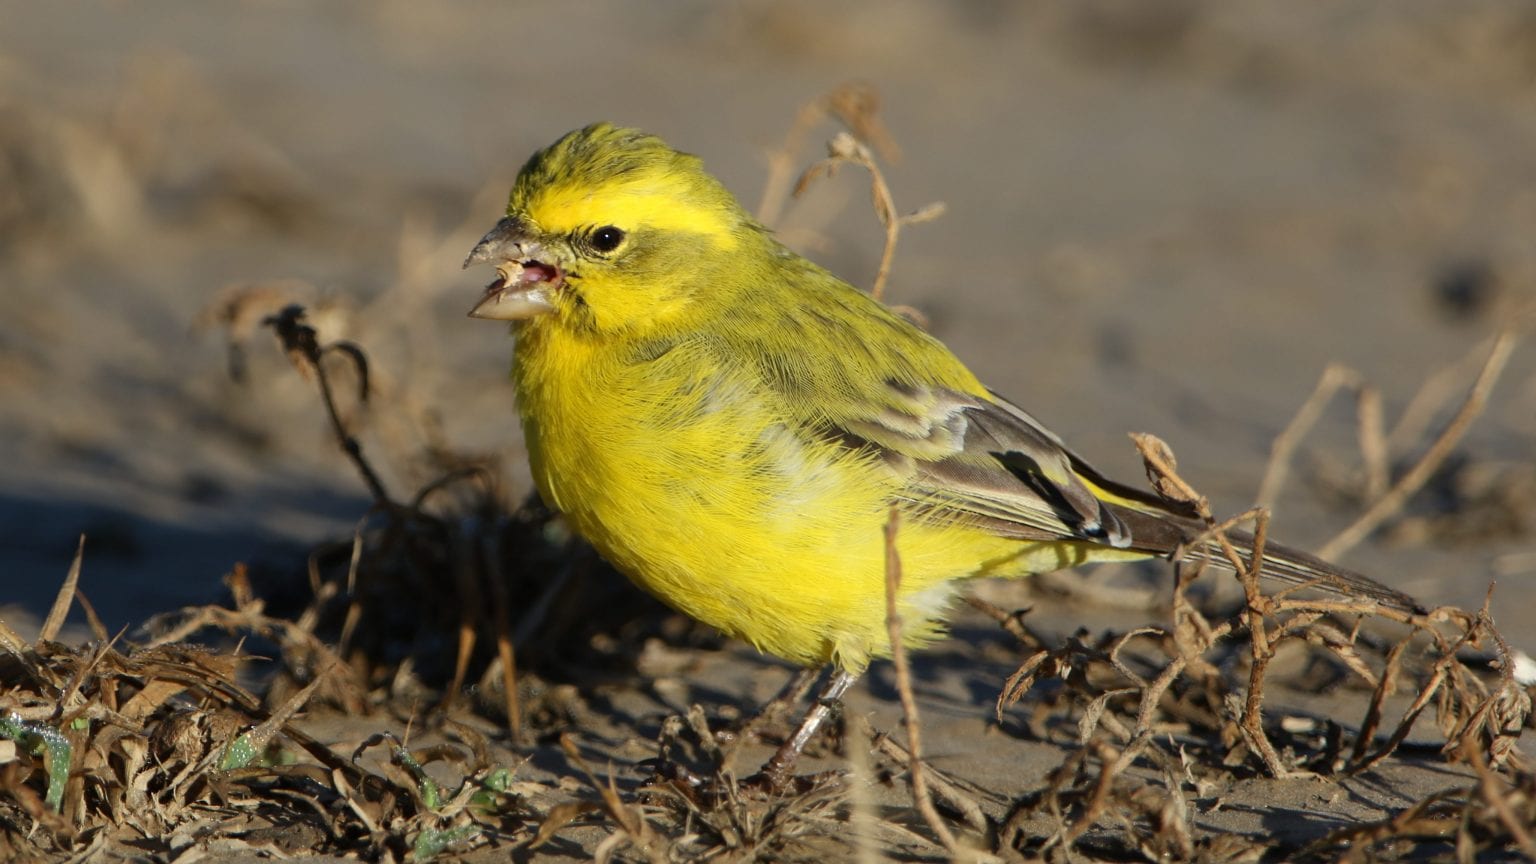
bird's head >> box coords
[464,123,756,336]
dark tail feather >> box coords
[1212,530,1425,614]
[1108,503,1425,614]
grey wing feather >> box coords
[829,382,1134,546]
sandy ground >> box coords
[1,2,1534,860]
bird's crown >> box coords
[509,122,746,246]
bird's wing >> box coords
[812,377,1153,547]
[716,280,1175,548]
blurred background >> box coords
[1,1,1533,641]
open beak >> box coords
[462,216,561,320]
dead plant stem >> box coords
[883,509,961,853]
[1319,330,1517,560]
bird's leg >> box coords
[757,667,859,789]
[740,666,819,740]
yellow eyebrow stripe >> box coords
[525,182,740,251]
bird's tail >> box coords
[1200,529,1424,614]
[1106,502,1425,614]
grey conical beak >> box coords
[463,216,530,269]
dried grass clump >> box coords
[0,559,539,860]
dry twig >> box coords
[1319,330,1518,559]
[795,133,944,301]
[882,509,961,854]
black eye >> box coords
[591,225,625,253]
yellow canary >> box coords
[465,123,1418,678]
